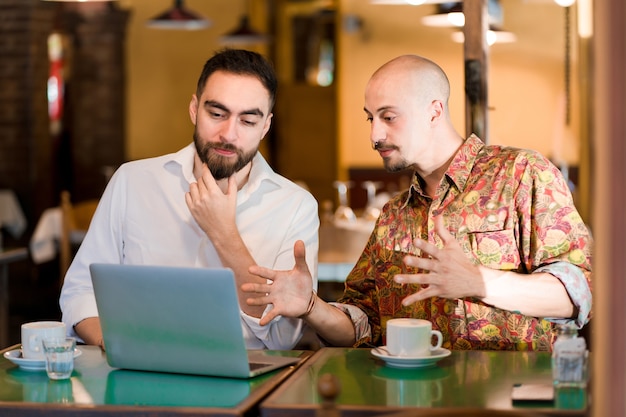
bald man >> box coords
[243,55,592,351]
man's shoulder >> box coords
[480,144,552,168]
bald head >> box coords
[364,54,462,177]
[367,55,451,112]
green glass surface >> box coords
[263,347,588,413]
[0,344,305,409]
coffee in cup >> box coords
[21,321,66,360]
[386,318,443,357]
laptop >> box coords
[89,263,303,378]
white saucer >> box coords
[3,348,82,372]
[371,346,451,369]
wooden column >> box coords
[463,0,488,143]
[0,0,56,227]
[593,1,626,416]
[62,4,129,202]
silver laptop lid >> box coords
[90,263,256,378]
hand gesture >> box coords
[185,164,238,239]
[243,240,313,325]
[395,216,485,306]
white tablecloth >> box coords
[0,190,27,249]
[29,207,62,264]
[29,207,87,264]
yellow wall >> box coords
[118,0,580,178]
[337,0,579,176]
[119,0,250,160]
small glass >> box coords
[42,337,76,380]
[552,325,588,389]
[332,181,357,223]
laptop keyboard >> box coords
[249,362,272,371]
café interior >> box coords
[0,0,624,416]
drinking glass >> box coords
[361,181,383,221]
[333,181,357,223]
[42,337,75,380]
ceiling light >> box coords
[554,0,576,6]
[422,0,503,28]
[219,16,267,46]
[369,0,446,4]
[147,0,211,31]
[451,28,517,45]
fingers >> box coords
[248,265,274,280]
[395,272,433,286]
[293,240,309,272]
[201,164,217,189]
[241,281,272,294]
[433,215,454,245]
[244,294,279,326]
[227,175,238,194]
[401,287,436,306]
[411,216,454,259]
[259,310,278,326]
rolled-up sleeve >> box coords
[537,261,592,328]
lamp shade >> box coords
[147,0,211,30]
[219,16,267,45]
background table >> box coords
[0,190,27,250]
[0,344,310,416]
[260,347,589,417]
[0,248,28,348]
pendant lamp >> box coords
[147,0,211,31]
[219,15,267,45]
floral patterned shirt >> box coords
[335,135,592,351]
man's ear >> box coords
[430,100,444,123]
[261,113,273,139]
[189,94,199,125]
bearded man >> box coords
[60,49,319,350]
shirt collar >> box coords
[404,134,485,206]
[163,143,279,196]
[165,143,197,183]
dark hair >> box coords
[196,48,277,110]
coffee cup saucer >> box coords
[371,346,451,369]
[3,348,82,372]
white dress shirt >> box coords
[60,143,319,349]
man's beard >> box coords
[374,141,409,173]
[383,158,411,173]
[194,132,257,180]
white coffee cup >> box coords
[386,318,443,357]
[21,321,66,360]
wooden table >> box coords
[260,347,589,417]
[0,344,311,416]
[0,248,28,348]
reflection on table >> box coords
[260,347,589,416]
[0,344,310,416]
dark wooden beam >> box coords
[463,0,489,143]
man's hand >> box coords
[394,216,485,306]
[185,164,238,239]
[73,317,105,351]
[243,240,313,325]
